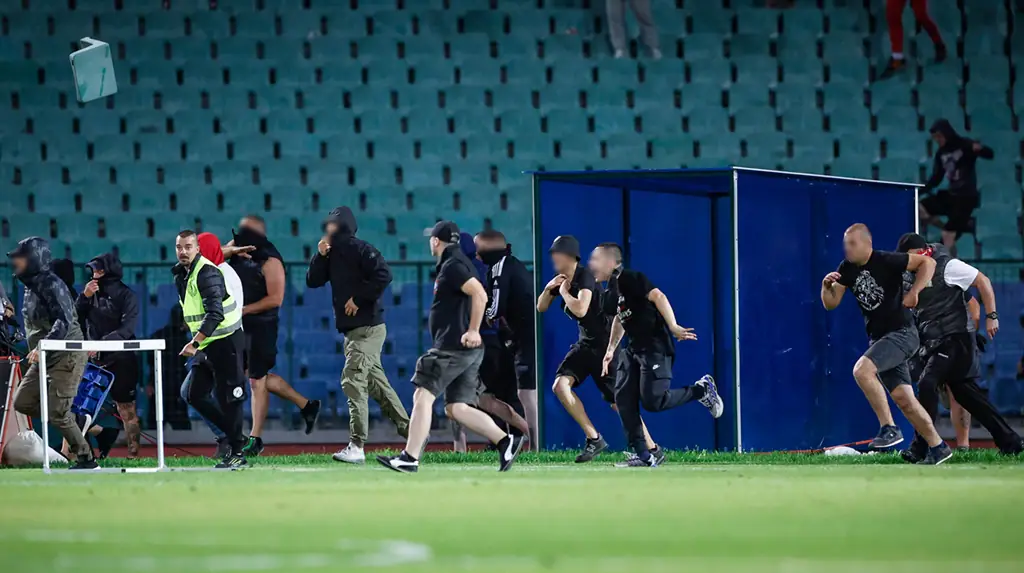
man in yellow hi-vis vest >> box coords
[173,230,248,469]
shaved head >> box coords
[845,223,872,241]
[588,243,623,282]
[843,223,873,265]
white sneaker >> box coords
[613,49,625,59]
[696,375,724,419]
[331,443,365,464]
[651,48,663,60]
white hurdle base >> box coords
[45,467,166,474]
[44,467,242,474]
[38,339,166,475]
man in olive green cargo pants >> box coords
[334,323,410,464]
[305,206,410,465]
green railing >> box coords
[1,260,439,385]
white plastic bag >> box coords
[2,430,67,466]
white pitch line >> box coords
[13,531,434,571]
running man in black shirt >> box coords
[821,224,952,464]
[597,243,723,468]
[227,216,320,456]
[377,222,525,473]
[539,237,659,463]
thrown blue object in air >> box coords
[69,37,118,103]
[71,363,115,422]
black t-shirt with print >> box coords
[837,250,913,340]
[608,268,674,356]
[430,245,477,350]
[550,264,609,348]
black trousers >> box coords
[914,333,1023,454]
[480,334,525,419]
[185,330,247,452]
[614,347,699,455]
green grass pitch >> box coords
[1,450,1022,573]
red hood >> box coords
[197,232,224,265]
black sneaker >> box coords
[651,446,667,466]
[918,442,953,466]
[70,455,100,470]
[216,452,248,470]
[301,400,321,435]
[934,43,948,63]
[497,434,525,472]
[240,436,264,457]
[870,425,904,449]
[999,439,1023,456]
[575,435,608,463]
[614,452,658,468]
[899,437,928,464]
[376,452,419,473]
[879,57,905,80]
[214,437,232,459]
[95,427,120,460]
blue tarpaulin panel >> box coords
[734,169,918,451]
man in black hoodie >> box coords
[7,237,98,469]
[919,119,995,253]
[476,230,539,449]
[77,252,141,458]
[306,207,410,464]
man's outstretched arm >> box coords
[821,272,845,310]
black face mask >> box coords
[478,249,505,266]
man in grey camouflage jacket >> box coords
[8,236,98,470]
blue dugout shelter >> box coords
[530,167,919,452]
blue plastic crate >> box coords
[71,363,115,420]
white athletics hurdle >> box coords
[38,339,166,474]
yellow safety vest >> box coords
[180,256,241,349]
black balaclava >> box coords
[479,245,512,266]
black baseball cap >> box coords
[896,232,929,253]
[549,235,580,260]
[427,220,460,244]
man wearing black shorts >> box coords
[895,233,1023,460]
[538,236,659,463]
[919,119,994,252]
[821,223,952,464]
[377,222,525,473]
[599,243,723,468]
[229,216,320,456]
